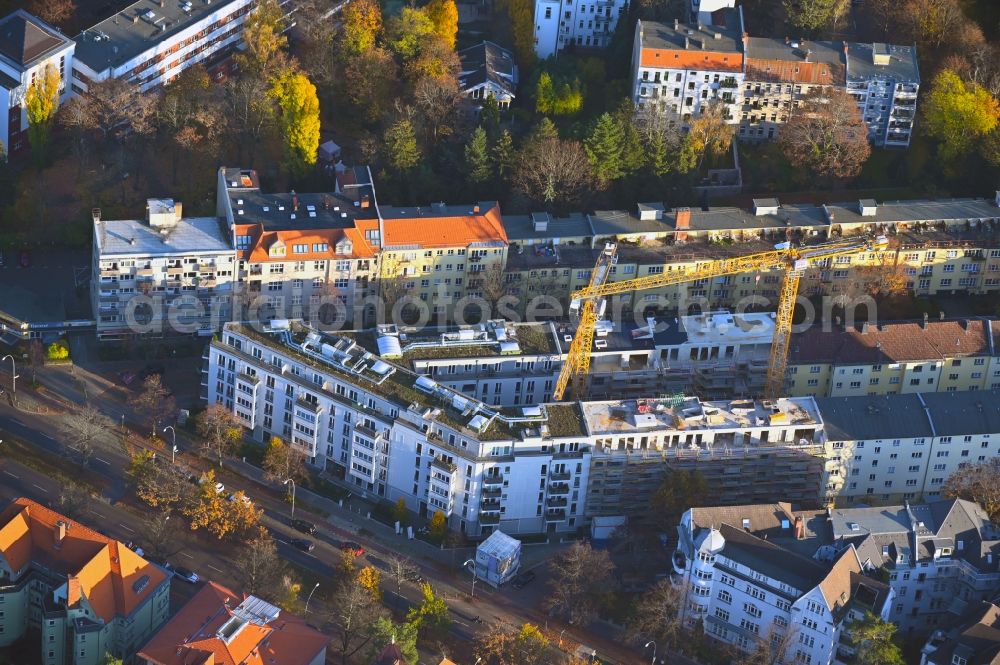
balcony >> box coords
[295,396,321,413]
[545,509,567,522]
[481,485,502,499]
[548,482,570,495]
[136,267,154,277]
[546,496,568,508]
[166,266,184,276]
[549,470,571,481]
[198,262,216,272]
[482,476,504,486]
[480,498,501,511]
[480,513,500,525]
[431,456,457,473]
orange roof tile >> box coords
[746,57,844,84]
[238,224,377,263]
[137,582,329,665]
[640,48,743,72]
[0,498,167,623]
[370,204,508,248]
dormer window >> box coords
[953,656,968,665]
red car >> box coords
[340,541,365,556]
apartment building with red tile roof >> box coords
[137,582,328,665]
[0,498,170,665]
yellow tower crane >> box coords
[552,235,889,401]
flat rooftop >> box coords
[74,0,247,73]
[639,13,743,54]
[824,198,998,226]
[846,42,920,83]
[745,37,846,84]
[354,321,562,361]
[229,188,365,232]
[581,396,820,437]
[96,217,231,256]
[682,311,776,346]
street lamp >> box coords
[304,581,320,614]
[283,478,296,518]
[162,426,178,464]
[463,559,478,599]
[558,628,567,647]
[2,355,17,400]
[645,640,657,665]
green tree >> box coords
[369,617,419,664]
[783,0,843,31]
[492,129,515,178]
[535,72,555,115]
[850,612,905,665]
[383,118,421,171]
[407,583,451,639]
[649,469,708,531]
[480,95,501,138]
[923,69,1000,161]
[46,340,69,360]
[237,0,289,76]
[528,117,559,143]
[392,497,409,525]
[387,7,436,60]
[618,113,647,176]
[535,71,583,116]
[499,0,536,68]
[271,71,321,178]
[584,113,625,185]
[24,63,60,164]
[425,0,459,49]
[465,126,493,185]
[339,0,382,57]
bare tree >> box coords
[512,137,593,212]
[55,483,90,520]
[129,375,176,437]
[735,625,798,665]
[414,73,465,144]
[544,542,615,625]
[29,0,75,25]
[234,528,288,596]
[625,578,688,650]
[385,554,419,608]
[62,405,114,467]
[262,436,310,484]
[222,76,274,165]
[686,101,736,170]
[142,510,185,559]
[904,0,964,49]
[943,459,1000,522]
[195,403,243,466]
[328,578,388,665]
[778,87,871,180]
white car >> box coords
[228,493,252,506]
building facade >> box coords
[533,0,629,59]
[846,42,920,148]
[0,498,171,665]
[675,502,893,663]
[92,199,237,340]
[457,41,518,109]
[0,10,74,157]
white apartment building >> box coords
[846,42,920,148]
[533,0,629,59]
[205,321,830,535]
[675,503,893,664]
[0,10,74,157]
[71,0,258,93]
[91,199,237,339]
[817,390,1000,506]
[370,321,564,407]
[631,14,746,124]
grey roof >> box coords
[639,14,744,54]
[746,36,845,66]
[589,210,672,236]
[919,391,1000,437]
[824,198,999,226]
[73,0,246,74]
[457,41,517,97]
[379,202,498,220]
[230,189,364,231]
[846,42,920,83]
[679,204,829,232]
[717,522,827,592]
[815,394,934,442]
[501,213,592,243]
[0,10,72,70]
[96,217,232,256]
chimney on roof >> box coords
[92,208,101,224]
[794,515,805,540]
[785,36,789,45]
[675,207,691,243]
[674,18,679,29]
[360,194,371,209]
[861,322,870,334]
[923,312,929,329]
[473,205,481,214]
[323,194,332,210]
[66,575,81,607]
[684,36,690,49]
[55,520,67,548]
[804,49,812,62]
[940,311,945,320]
[291,190,298,212]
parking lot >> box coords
[0,249,91,323]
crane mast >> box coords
[551,236,888,401]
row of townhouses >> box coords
[629,4,920,145]
[676,498,1000,661]
[90,167,1000,340]
[204,318,1000,537]
[0,0,277,157]
[0,497,329,665]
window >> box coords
[718,589,732,603]
[715,607,730,622]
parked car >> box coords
[18,249,29,268]
[511,570,536,589]
[291,519,316,534]
[228,493,252,506]
[173,567,199,583]
[290,538,315,552]
[199,476,225,494]
[340,541,365,556]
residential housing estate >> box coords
[0,498,171,665]
[630,9,920,146]
[533,0,629,58]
